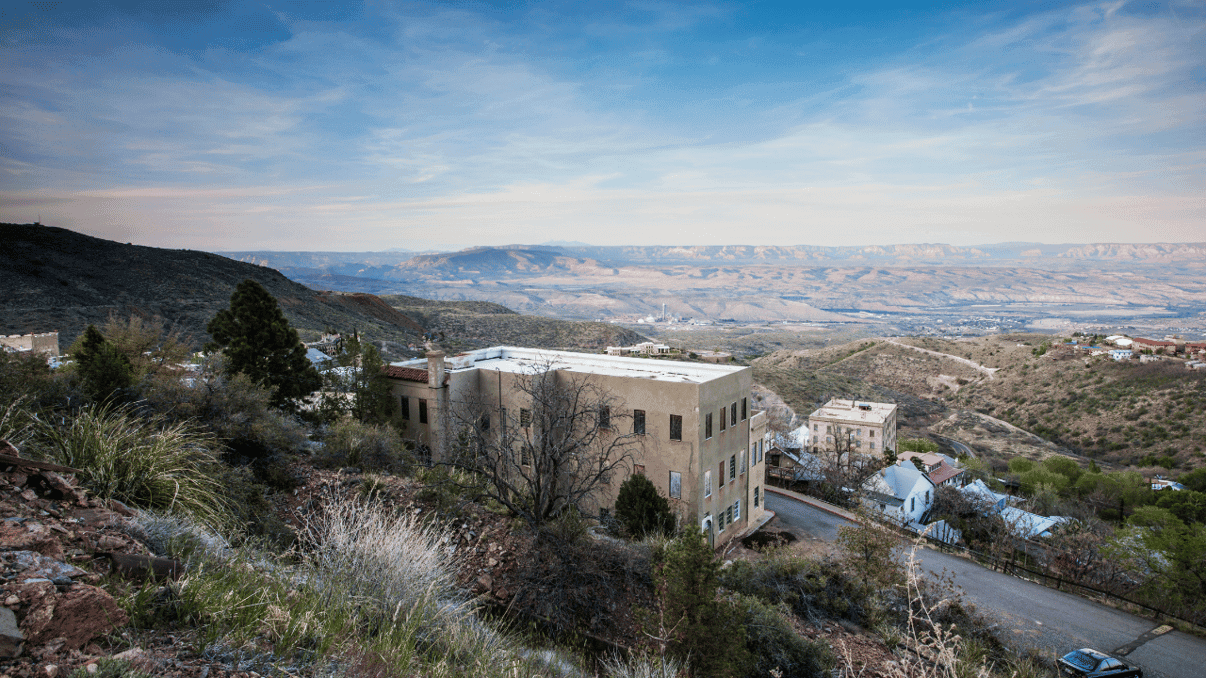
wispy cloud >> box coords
[0,1,1202,249]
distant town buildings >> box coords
[0,331,59,358]
[606,341,672,356]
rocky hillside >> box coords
[1,223,424,349]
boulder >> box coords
[21,583,128,651]
[0,606,23,657]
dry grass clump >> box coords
[123,494,582,677]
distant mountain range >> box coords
[221,241,1206,275]
[212,242,1206,331]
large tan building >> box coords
[808,398,898,457]
[384,347,768,546]
[0,331,59,357]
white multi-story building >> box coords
[808,398,898,457]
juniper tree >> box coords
[73,324,135,402]
[614,472,675,538]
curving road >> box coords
[765,492,1206,678]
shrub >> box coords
[615,472,675,538]
[320,418,408,472]
[34,403,230,528]
[513,514,653,637]
[732,593,833,678]
[718,550,874,624]
[141,363,308,459]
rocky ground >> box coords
[0,449,908,677]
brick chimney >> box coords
[426,350,445,388]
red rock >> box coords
[21,584,127,651]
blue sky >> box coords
[1,0,1203,251]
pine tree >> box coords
[614,472,675,538]
[73,324,134,402]
[206,279,321,407]
[657,526,751,677]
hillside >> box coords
[951,341,1206,470]
[382,294,647,352]
[0,223,425,348]
[751,333,1206,472]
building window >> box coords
[720,407,726,431]
[670,471,682,499]
[521,447,529,466]
[911,497,915,512]
[726,505,733,525]
[925,490,930,504]
[400,397,410,420]
[870,442,876,450]
[740,450,746,475]
[729,455,736,481]
[705,413,713,439]
[718,507,725,531]
[719,461,725,485]
[869,430,875,438]
[669,414,682,441]
[704,470,712,498]
[599,405,610,429]
[520,408,531,428]
[634,409,646,435]
[634,463,645,475]
[419,399,428,424]
[734,499,740,521]
[753,486,760,507]
[742,398,747,420]
[731,402,737,426]
[480,414,490,431]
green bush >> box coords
[614,472,675,538]
[34,403,231,528]
[1007,457,1034,474]
[320,418,408,472]
[733,593,833,678]
[141,364,308,459]
[718,550,873,624]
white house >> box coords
[861,461,936,527]
[1000,507,1069,539]
[1109,349,1133,361]
[959,479,1010,512]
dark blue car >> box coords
[1058,649,1143,678]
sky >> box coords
[1,0,1204,251]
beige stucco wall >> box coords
[386,357,761,544]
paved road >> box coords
[765,493,1206,678]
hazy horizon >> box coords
[3,1,1203,251]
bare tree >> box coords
[447,361,643,526]
[816,425,882,495]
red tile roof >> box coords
[382,365,429,382]
[928,462,964,485]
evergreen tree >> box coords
[73,324,135,402]
[342,333,394,425]
[206,279,321,408]
[614,472,675,538]
[657,526,750,677]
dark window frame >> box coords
[705,413,713,439]
[633,409,646,435]
[669,414,682,441]
[419,399,428,424]
[400,396,410,421]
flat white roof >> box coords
[393,346,745,384]
[809,398,897,425]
